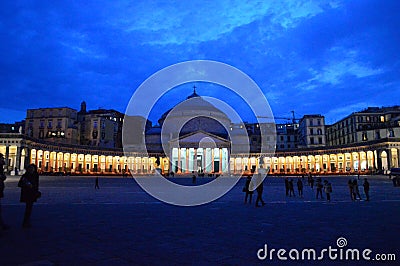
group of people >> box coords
[243,172,372,206]
[0,153,41,231]
[284,176,333,201]
[348,178,370,201]
[243,174,266,207]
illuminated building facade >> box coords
[1,94,400,176]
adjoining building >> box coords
[326,106,400,147]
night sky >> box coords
[1,0,399,125]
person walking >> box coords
[0,153,10,230]
[288,179,295,197]
[316,179,323,199]
[348,179,355,201]
[244,176,253,204]
[324,180,332,202]
[95,176,100,189]
[297,178,303,197]
[309,175,314,190]
[353,179,362,200]
[18,164,40,228]
[192,171,196,184]
[284,178,289,197]
[255,174,266,207]
[363,178,370,201]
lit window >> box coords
[380,116,385,122]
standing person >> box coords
[0,153,5,175]
[309,175,314,190]
[18,164,40,228]
[324,180,332,202]
[289,179,295,197]
[353,179,362,200]
[244,176,253,204]
[316,179,323,199]
[297,178,303,197]
[95,176,100,189]
[255,174,266,207]
[284,178,289,197]
[363,178,370,201]
[0,153,10,230]
[192,171,196,184]
[348,179,355,201]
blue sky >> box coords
[0,0,399,125]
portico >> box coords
[168,131,230,174]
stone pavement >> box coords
[0,175,399,265]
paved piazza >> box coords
[0,174,399,265]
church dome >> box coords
[157,88,231,138]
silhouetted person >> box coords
[192,171,196,184]
[348,179,354,201]
[309,175,314,189]
[353,179,362,200]
[95,176,100,189]
[324,180,332,202]
[363,178,370,201]
[297,178,303,197]
[316,179,323,199]
[284,178,289,196]
[255,174,265,207]
[18,164,40,228]
[244,176,253,204]
[0,153,9,230]
[288,179,295,197]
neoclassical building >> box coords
[1,92,400,176]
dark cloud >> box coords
[0,0,399,124]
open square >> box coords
[0,174,399,265]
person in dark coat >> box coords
[95,176,100,189]
[324,180,332,202]
[288,179,295,197]
[297,178,303,197]
[352,179,362,200]
[309,174,314,189]
[0,153,10,230]
[18,164,40,228]
[255,174,266,207]
[284,178,289,196]
[316,179,323,199]
[244,176,253,204]
[363,178,370,201]
[348,179,354,201]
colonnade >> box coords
[1,134,399,175]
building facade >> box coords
[25,107,79,144]
[326,106,400,147]
[298,115,326,148]
[1,93,400,176]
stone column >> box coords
[186,148,189,173]
[194,148,197,172]
[219,149,222,174]
[177,149,181,173]
[386,149,392,172]
[375,150,382,171]
[15,146,21,174]
[5,145,9,173]
[21,148,28,171]
[398,148,400,168]
[211,148,214,173]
